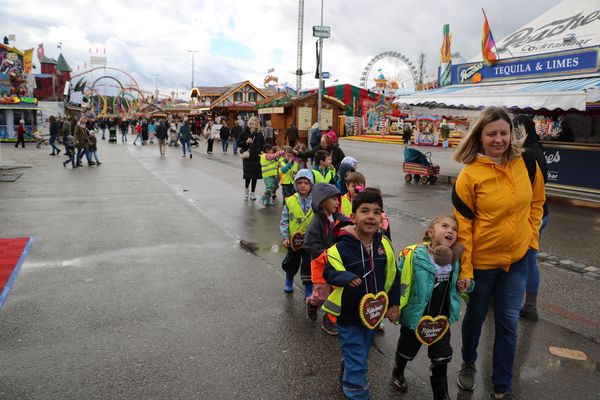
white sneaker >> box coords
[243,188,249,200]
[249,192,256,201]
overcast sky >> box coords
[1,0,562,96]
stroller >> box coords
[402,148,440,185]
[108,128,117,143]
[190,133,201,147]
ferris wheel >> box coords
[360,51,418,95]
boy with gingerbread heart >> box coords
[322,188,400,400]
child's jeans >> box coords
[91,151,100,163]
[338,323,377,400]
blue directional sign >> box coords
[321,71,331,79]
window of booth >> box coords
[248,92,257,102]
[538,113,600,144]
[234,92,243,102]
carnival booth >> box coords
[395,0,600,195]
[256,92,346,146]
[0,43,38,141]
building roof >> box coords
[210,81,268,108]
[40,55,57,65]
[56,54,72,72]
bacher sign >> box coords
[453,47,600,84]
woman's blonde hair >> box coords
[247,116,260,133]
[453,106,522,164]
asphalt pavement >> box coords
[0,137,598,400]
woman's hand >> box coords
[246,138,253,144]
[457,278,471,292]
[282,239,290,248]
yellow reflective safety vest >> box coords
[285,193,314,237]
[313,166,335,184]
[280,159,299,184]
[340,193,352,217]
[398,243,422,310]
[260,154,279,178]
[322,236,396,316]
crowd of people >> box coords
[26,107,547,400]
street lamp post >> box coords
[152,73,160,102]
[188,50,199,89]
[317,0,324,129]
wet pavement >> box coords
[0,137,599,399]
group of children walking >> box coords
[274,154,472,400]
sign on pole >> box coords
[321,71,330,79]
[312,25,331,38]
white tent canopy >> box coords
[394,77,600,111]
[470,0,600,62]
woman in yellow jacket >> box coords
[452,107,545,400]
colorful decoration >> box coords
[481,9,497,65]
[440,24,452,87]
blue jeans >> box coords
[49,135,60,153]
[338,323,377,400]
[526,215,549,296]
[121,132,127,142]
[133,135,141,145]
[222,139,228,152]
[181,140,191,155]
[232,140,238,154]
[76,148,91,164]
[461,249,531,394]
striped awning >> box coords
[394,77,600,111]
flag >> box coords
[23,49,33,75]
[481,9,497,65]
[37,43,44,61]
[267,67,274,74]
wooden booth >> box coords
[257,92,346,146]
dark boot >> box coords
[430,376,450,400]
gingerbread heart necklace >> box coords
[415,275,451,346]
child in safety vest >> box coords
[280,169,315,295]
[259,144,284,207]
[391,215,471,399]
[322,188,400,400]
[279,146,299,201]
[312,150,336,184]
[336,156,359,195]
[339,172,391,240]
[304,183,347,335]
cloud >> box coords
[1,0,562,96]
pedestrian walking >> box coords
[62,117,72,155]
[88,131,102,165]
[391,215,469,399]
[309,122,321,149]
[74,117,94,167]
[258,144,285,206]
[156,120,168,156]
[62,132,76,168]
[180,120,192,159]
[280,169,314,293]
[322,188,399,400]
[513,115,550,322]
[141,120,149,144]
[263,120,274,145]
[237,116,264,200]
[48,115,61,156]
[133,122,142,145]
[231,120,243,155]
[168,120,178,146]
[220,121,230,153]
[98,118,107,140]
[452,106,545,400]
[148,120,156,144]
[120,119,128,143]
[14,119,26,148]
[205,121,215,154]
[284,122,299,147]
[403,124,413,147]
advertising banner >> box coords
[543,143,600,191]
[453,47,600,84]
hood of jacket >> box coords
[311,183,340,214]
